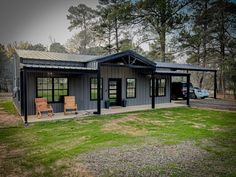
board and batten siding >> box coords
[26,72,97,115]
[100,66,171,107]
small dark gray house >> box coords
[13,50,216,124]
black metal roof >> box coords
[16,50,216,72]
[155,70,190,76]
[93,50,156,67]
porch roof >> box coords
[21,64,97,71]
[154,70,190,76]
[155,62,216,72]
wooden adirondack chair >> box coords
[64,96,78,115]
[35,98,54,118]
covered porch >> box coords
[21,65,98,125]
[25,102,187,123]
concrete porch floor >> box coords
[25,102,186,123]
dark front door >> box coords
[108,78,122,106]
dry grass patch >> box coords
[0,143,28,177]
[208,126,227,132]
[192,123,206,129]
[54,158,93,177]
[0,110,22,127]
[136,117,169,127]
[103,114,147,136]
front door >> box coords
[108,78,122,106]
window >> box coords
[90,78,103,100]
[150,79,157,97]
[150,78,166,97]
[157,79,166,96]
[36,77,68,102]
[126,78,136,98]
[54,78,68,102]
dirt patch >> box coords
[103,114,147,136]
[0,110,22,127]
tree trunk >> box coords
[108,25,112,54]
[220,2,226,98]
[83,14,87,54]
[196,46,202,88]
[160,27,166,62]
[234,82,236,100]
[115,17,119,52]
[199,73,204,88]
[200,0,208,89]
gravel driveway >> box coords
[175,98,236,111]
[68,141,229,177]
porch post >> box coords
[186,74,190,106]
[151,72,155,109]
[214,71,217,99]
[97,63,101,114]
[23,67,28,125]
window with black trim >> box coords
[150,79,157,97]
[90,78,103,100]
[126,78,136,98]
[54,78,68,101]
[150,78,166,97]
[36,77,68,102]
[157,79,166,96]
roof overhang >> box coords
[93,50,156,68]
[155,71,190,76]
[155,62,216,72]
[20,64,97,71]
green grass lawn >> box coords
[0,101,236,176]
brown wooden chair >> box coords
[64,96,78,115]
[35,98,54,118]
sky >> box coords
[0,0,98,47]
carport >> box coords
[155,62,217,99]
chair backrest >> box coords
[64,96,76,106]
[35,98,48,110]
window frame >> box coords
[157,78,166,97]
[90,78,103,101]
[149,78,157,97]
[150,78,167,97]
[126,78,136,99]
[36,77,69,103]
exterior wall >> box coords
[25,72,97,115]
[24,66,171,115]
[100,66,171,107]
